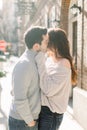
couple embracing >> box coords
[8,26,77,130]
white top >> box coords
[35,52,71,113]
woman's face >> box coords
[47,48,55,57]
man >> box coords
[8,26,48,130]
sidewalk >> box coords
[0,57,84,130]
[59,108,84,130]
[0,56,17,130]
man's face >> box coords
[40,34,49,52]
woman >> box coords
[35,28,77,130]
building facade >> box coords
[25,0,87,90]
[68,0,87,90]
[0,0,19,55]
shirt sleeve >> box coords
[12,60,34,124]
[36,52,70,97]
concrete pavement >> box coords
[0,57,84,130]
[59,111,84,130]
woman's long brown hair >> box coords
[48,28,77,85]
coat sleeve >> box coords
[12,61,34,124]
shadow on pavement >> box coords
[68,97,73,108]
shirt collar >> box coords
[25,48,38,58]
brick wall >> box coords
[77,0,82,88]
[60,0,70,34]
[77,0,87,90]
[82,0,87,90]
[68,0,87,90]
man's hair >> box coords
[24,26,47,49]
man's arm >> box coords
[12,61,35,125]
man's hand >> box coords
[28,120,36,127]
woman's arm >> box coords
[36,52,71,97]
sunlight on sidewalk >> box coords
[59,112,84,130]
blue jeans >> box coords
[38,106,63,130]
[8,116,38,130]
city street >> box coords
[0,57,84,130]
